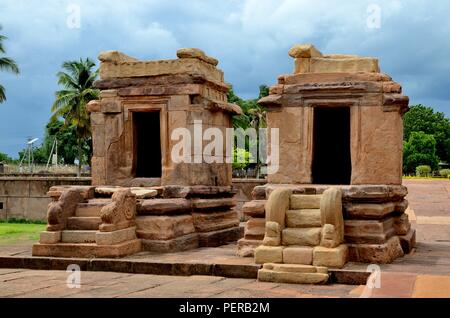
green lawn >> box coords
[404,176,449,180]
[0,223,45,245]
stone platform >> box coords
[33,185,242,257]
[239,184,415,264]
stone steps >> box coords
[32,239,142,258]
[61,230,97,243]
[258,263,329,284]
[282,227,322,246]
[67,216,102,230]
[290,194,322,209]
[286,209,321,228]
[75,199,111,217]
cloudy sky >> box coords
[0,0,449,157]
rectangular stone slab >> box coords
[344,218,396,244]
[47,186,96,200]
[141,233,199,253]
[290,195,322,209]
[99,58,224,83]
[313,245,348,268]
[137,198,191,215]
[242,200,266,217]
[282,246,313,265]
[192,210,239,232]
[32,239,141,258]
[347,236,404,263]
[39,231,61,244]
[263,263,327,274]
[198,226,242,247]
[254,246,283,264]
[191,198,236,210]
[258,268,329,284]
[286,209,321,228]
[310,57,379,73]
[61,230,96,243]
[135,215,195,240]
[67,217,102,230]
[244,217,266,240]
[75,199,110,217]
[95,227,137,245]
[344,202,396,219]
[282,228,321,246]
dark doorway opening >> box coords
[134,111,162,178]
[312,107,351,184]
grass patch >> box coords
[0,218,46,224]
[403,176,449,180]
[0,223,46,245]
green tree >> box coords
[0,152,14,163]
[404,105,450,163]
[0,25,20,103]
[228,85,269,178]
[229,85,269,130]
[51,58,99,176]
[42,119,92,165]
[403,131,440,174]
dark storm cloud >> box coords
[0,0,449,156]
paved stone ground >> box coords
[1,179,450,298]
[1,268,450,298]
[403,179,450,243]
[0,268,357,298]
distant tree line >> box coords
[403,104,450,175]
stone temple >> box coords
[32,44,415,284]
[33,48,242,258]
[239,44,415,283]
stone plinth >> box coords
[242,184,415,264]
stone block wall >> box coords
[0,176,90,221]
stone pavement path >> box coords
[0,268,357,298]
[2,268,450,298]
[404,179,450,243]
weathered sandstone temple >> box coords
[239,45,415,278]
[31,43,415,286]
[33,49,242,258]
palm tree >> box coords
[51,58,99,177]
[0,25,20,103]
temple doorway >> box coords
[133,111,162,178]
[312,107,351,184]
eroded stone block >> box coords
[313,245,348,268]
[254,245,284,264]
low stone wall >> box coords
[0,177,265,221]
[0,176,91,221]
